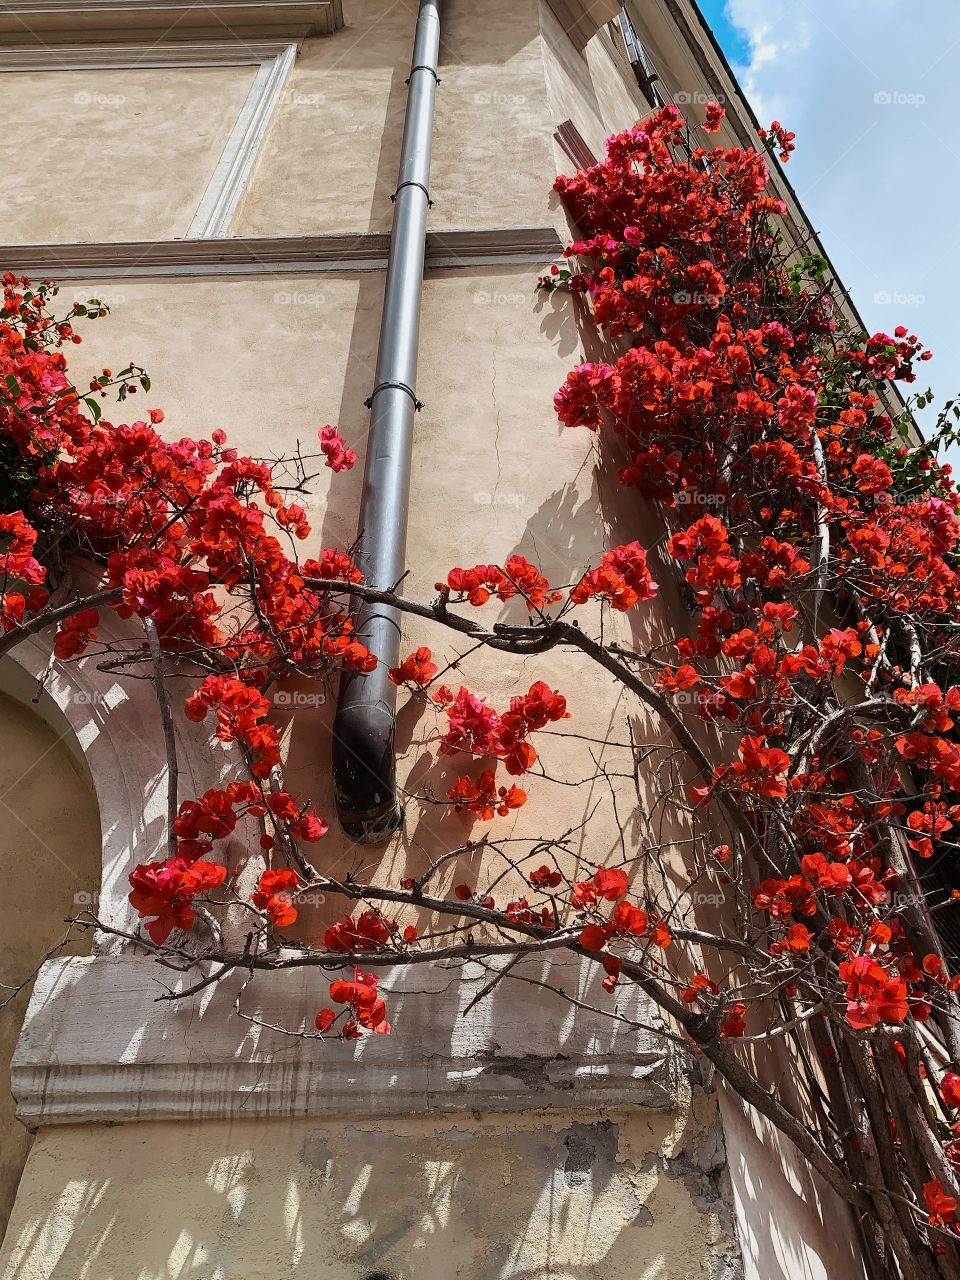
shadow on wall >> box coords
[0,1103,740,1280]
[0,691,101,1245]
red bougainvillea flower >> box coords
[444,556,561,611]
[440,680,567,775]
[720,1002,748,1038]
[314,1007,336,1034]
[328,966,390,1034]
[251,867,299,928]
[682,973,719,1003]
[941,1072,960,1110]
[839,956,908,1030]
[702,101,725,133]
[53,606,99,659]
[570,542,658,610]
[318,424,357,473]
[757,119,796,162]
[324,910,397,953]
[553,361,617,429]
[128,857,227,944]
[447,769,526,820]
[924,1179,958,1228]
[388,645,438,687]
[571,865,628,906]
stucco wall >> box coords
[0,1095,741,1280]
[235,0,559,237]
[0,694,100,1239]
[0,66,257,243]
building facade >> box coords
[0,3,870,1277]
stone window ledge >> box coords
[13,953,676,1127]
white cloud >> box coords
[720,0,960,447]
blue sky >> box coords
[692,0,960,452]
[696,0,751,63]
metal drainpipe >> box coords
[331,0,442,842]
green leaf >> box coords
[83,397,102,422]
[4,373,19,396]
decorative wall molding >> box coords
[0,36,298,240]
[0,1,343,38]
[0,226,565,277]
[188,41,296,237]
[13,953,676,1127]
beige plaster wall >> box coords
[234,0,559,237]
[0,1097,740,1280]
[719,1091,866,1280]
[0,65,256,244]
[0,694,100,1240]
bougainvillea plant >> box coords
[4,101,960,1277]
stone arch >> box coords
[0,617,239,940]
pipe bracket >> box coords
[391,180,434,207]
[406,64,441,85]
[364,380,424,411]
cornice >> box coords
[0,36,298,65]
[0,1,343,39]
[13,954,676,1126]
[0,227,565,277]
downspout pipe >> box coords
[331,0,442,841]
